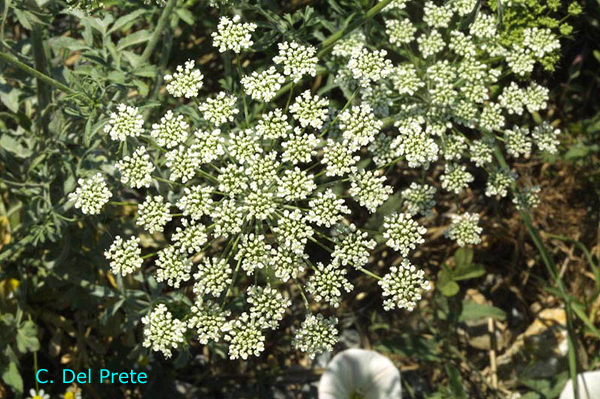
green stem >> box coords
[142,252,157,259]
[358,266,381,280]
[31,23,51,125]
[491,144,580,399]
[316,0,394,58]
[293,277,310,309]
[109,201,137,206]
[236,53,250,126]
[285,82,295,114]
[136,0,178,68]
[0,51,92,103]
[320,87,360,138]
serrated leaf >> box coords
[16,321,40,353]
[458,300,506,322]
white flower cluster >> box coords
[68,173,112,215]
[292,313,339,359]
[141,304,187,359]
[212,15,256,53]
[273,42,318,83]
[104,235,143,276]
[164,60,204,98]
[95,6,564,362]
[379,260,431,311]
[104,104,144,141]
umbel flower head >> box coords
[212,15,257,53]
[94,5,562,360]
[68,173,112,215]
[273,41,318,83]
[104,236,143,276]
[164,60,204,98]
[141,304,187,359]
[104,103,144,141]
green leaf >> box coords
[108,9,147,34]
[1,362,23,394]
[16,320,40,353]
[0,135,32,158]
[439,281,460,297]
[445,364,466,399]
[116,30,152,51]
[571,301,600,338]
[454,247,473,268]
[458,301,506,322]
[453,263,485,281]
[564,143,598,161]
[174,8,195,25]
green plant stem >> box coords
[545,233,600,293]
[491,144,580,399]
[136,0,178,68]
[320,87,360,138]
[108,201,137,206]
[236,53,250,125]
[293,277,310,309]
[0,51,92,103]
[31,23,51,121]
[358,267,381,280]
[285,82,295,113]
[316,0,394,58]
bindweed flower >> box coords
[68,173,112,215]
[319,349,402,399]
